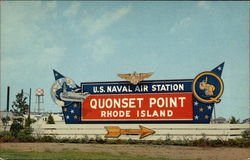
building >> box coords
[211,117,228,124]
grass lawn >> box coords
[0,149,196,160]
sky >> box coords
[0,1,249,120]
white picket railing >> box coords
[31,123,250,140]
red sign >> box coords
[81,93,193,121]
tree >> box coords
[23,115,36,135]
[229,116,240,124]
[10,91,29,137]
[47,113,55,124]
[11,92,29,117]
[25,115,32,128]
[10,120,24,137]
[24,115,36,128]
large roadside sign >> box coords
[51,63,224,124]
[81,80,193,122]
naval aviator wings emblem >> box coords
[117,72,154,85]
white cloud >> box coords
[1,46,66,73]
[1,3,131,71]
[170,17,191,33]
[1,3,39,52]
[1,2,66,73]
[1,2,60,54]
[46,1,57,10]
[197,1,211,10]
[38,47,66,66]
[81,5,131,35]
[83,37,115,62]
[79,5,131,61]
[63,2,81,17]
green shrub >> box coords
[58,137,70,143]
[18,134,35,142]
[241,139,250,147]
[47,113,55,124]
[225,139,237,147]
[0,131,12,138]
[115,139,123,144]
[23,127,33,135]
[17,131,34,141]
[1,131,250,147]
[223,138,250,147]
[191,136,209,147]
[17,131,26,138]
[172,139,188,146]
[80,135,89,143]
[24,115,31,127]
[151,138,165,145]
[88,137,97,144]
[41,136,55,142]
[0,136,15,142]
[10,120,24,137]
[145,140,154,145]
[241,129,250,139]
[127,138,137,144]
[106,139,120,144]
[68,137,81,143]
[208,139,224,147]
[95,136,106,144]
[234,138,250,147]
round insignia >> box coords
[192,72,224,103]
[51,77,77,107]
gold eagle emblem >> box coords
[117,72,153,85]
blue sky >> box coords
[1,1,249,120]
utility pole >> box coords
[22,88,32,116]
[6,86,10,112]
[29,88,31,116]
